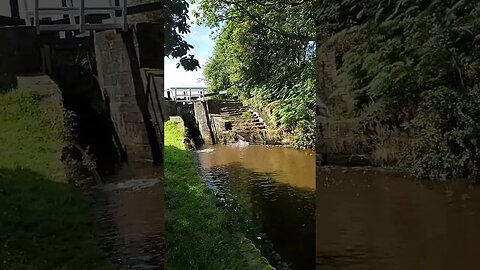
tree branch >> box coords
[224,0,315,41]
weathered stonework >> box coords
[94,24,164,167]
[317,118,413,166]
[194,102,214,145]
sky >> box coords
[164,2,216,90]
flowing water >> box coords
[197,144,316,270]
[92,164,164,269]
[317,167,480,270]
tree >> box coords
[196,0,317,148]
[165,0,201,70]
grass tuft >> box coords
[0,89,113,270]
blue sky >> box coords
[164,2,216,90]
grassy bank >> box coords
[0,89,112,269]
[164,119,274,269]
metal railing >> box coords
[166,87,207,103]
[24,0,127,33]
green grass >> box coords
[241,111,252,119]
[164,120,274,270]
[0,89,113,270]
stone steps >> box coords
[220,110,249,116]
[232,121,264,127]
[234,126,266,131]
[220,105,248,111]
[218,106,267,141]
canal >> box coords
[317,167,480,270]
[197,144,316,270]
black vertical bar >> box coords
[10,0,20,18]
[61,0,68,19]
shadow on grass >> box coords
[0,167,112,270]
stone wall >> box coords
[94,24,164,167]
[206,99,242,114]
[317,118,413,166]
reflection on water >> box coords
[317,167,480,270]
[199,144,315,189]
[197,144,316,270]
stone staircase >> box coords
[219,105,267,143]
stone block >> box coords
[95,25,163,165]
[194,102,214,144]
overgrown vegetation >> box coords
[315,0,480,179]
[164,120,274,269]
[0,89,112,269]
[192,0,316,148]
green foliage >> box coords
[196,0,316,147]
[241,111,252,119]
[317,0,480,178]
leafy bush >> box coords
[199,1,316,148]
[317,0,480,178]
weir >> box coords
[165,93,270,147]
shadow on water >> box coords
[317,167,480,270]
[196,145,316,270]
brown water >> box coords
[92,164,164,269]
[317,167,480,270]
[197,144,316,270]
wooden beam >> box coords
[22,0,30,26]
[38,23,122,31]
[34,0,39,34]
[0,15,24,26]
[122,0,127,31]
[127,2,163,15]
[79,0,85,32]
